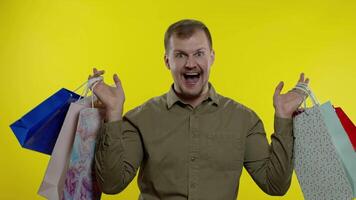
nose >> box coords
[185,55,197,69]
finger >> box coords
[94,100,106,109]
[113,73,122,88]
[89,73,103,80]
[92,68,105,75]
[94,70,105,76]
[274,81,284,97]
[94,69,104,74]
[90,67,105,78]
[305,78,310,84]
[298,72,305,83]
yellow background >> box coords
[1,0,355,199]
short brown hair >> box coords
[164,19,212,53]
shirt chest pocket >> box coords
[204,131,244,171]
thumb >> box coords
[274,81,284,97]
[113,74,122,89]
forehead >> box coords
[169,30,210,52]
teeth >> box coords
[184,72,199,75]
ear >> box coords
[210,49,215,65]
[164,53,171,70]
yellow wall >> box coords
[1,0,355,199]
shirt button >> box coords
[191,156,196,161]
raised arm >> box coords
[89,68,143,194]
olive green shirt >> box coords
[94,83,294,200]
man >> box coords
[92,19,309,200]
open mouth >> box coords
[182,72,201,86]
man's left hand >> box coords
[273,73,309,119]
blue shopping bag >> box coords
[10,88,81,155]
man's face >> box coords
[165,30,215,99]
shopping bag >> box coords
[38,97,91,200]
[62,107,103,200]
[62,77,104,200]
[334,107,356,151]
[293,84,354,200]
[320,102,356,197]
[10,88,81,155]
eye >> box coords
[175,53,185,58]
[194,51,205,57]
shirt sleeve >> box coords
[243,112,294,196]
[94,115,144,194]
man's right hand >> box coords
[89,68,125,122]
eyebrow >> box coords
[173,48,207,54]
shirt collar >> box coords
[166,82,220,109]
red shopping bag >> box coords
[334,107,356,151]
